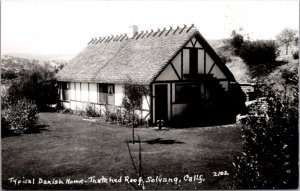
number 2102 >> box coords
[213,171,229,176]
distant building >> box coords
[56,25,246,126]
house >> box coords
[56,24,246,126]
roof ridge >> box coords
[88,33,128,45]
[88,24,196,44]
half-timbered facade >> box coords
[57,25,246,126]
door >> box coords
[154,84,168,123]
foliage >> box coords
[293,36,299,46]
[233,62,298,189]
[122,83,149,143]
[228,30,245,55]
[2,98,39,135]
[215,46,232,63]
[238,40,280,78]
[276,28,297,54]
[7,64,58,111]
[61,108,73,114]
[292,49,299,59]
[1,70,17,80]
[105,108,147,127]
[85,104,100,117]
[122,84,149,111]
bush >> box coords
[292,50,299,59]
[85,104,99,117]
[239,40,280,78]
[1,99,39,135]
[7,65,58,111]
[228,30,245,55]
[1,70,17,80]
[61,108,73,114]
[233,65,298,189]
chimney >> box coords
[128,25,138,38]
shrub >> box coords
[104,104,111,122]
[61,108,73,114]
[292,50,299,59]
[7,65,58,111]
[233,65,298,189]
[228,30,245,55]
[109,112,118,122]
[1,99,39,135]
[85,104,99,117]
[238,40,280,78]
[1,70,17,80]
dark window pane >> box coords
[99,84,108,103]
[190,49,198,75]
[61,82,69,100]
[175,84,201,103]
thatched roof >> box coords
[56,25,234,84]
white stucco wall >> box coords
[70,82,75,100]
[172,53,181,75]
[115,84,124,106]
[75,82,81,101]
[206,53,214,73]
[156,64,178,81]
[89,83,98,103]
[210,64,226,79]
[81,82,89,102]
[198,49,205,74]
[182,49,190,74]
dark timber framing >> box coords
[208,62,216,74]
[170,82,172,119]
[181,50,183,79]
[170,62,181,80]
[150,83,153,125]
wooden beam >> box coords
[80,82,82,101]
[150,84,153,125]
[183,47,204,50]
[170,83,172,119]
[170,62,181,80]
[181,51,183,79]
[88,83,90,102]
[208,62,216,74]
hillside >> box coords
[1,55,66,73]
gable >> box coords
[154,34,232,81]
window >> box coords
[61,82,69,101]
[108,84,114,95]
[175,84,201,103]
[189,49,198,75]
[98,84,114,104]
[98,84,108,103]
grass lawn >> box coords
[2,112,243,190]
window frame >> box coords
[98,83,115,104]
[61,82,70,101]
[175,83,205,104]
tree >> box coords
[239,40,280,78]
[228,30,245,55]
[276,28,297,55]
[7,64,58,111]
[122,83,149,143]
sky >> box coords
[1,0,299,56]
